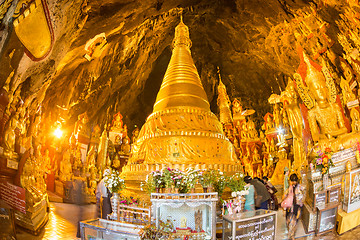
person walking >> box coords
[249,177,271,210]
[281,173,305,240]
[244,176,255,211]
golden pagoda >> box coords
[122,17,240,181]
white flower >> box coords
[231,192,237,197]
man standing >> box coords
[250,177,271,210]
[96,177,112,219]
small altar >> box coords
[150,192,218,240]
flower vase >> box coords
[155,187,160,193]
[203,187,208,193]
[323,173,329,190]
[165,187,172,193]
[110,192,120,220]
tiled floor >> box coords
[15,202,360,239]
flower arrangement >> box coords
[312,147,334,175]
[120,196,138,206]
[171,169,184,189]
[228,172,245,193]
[213,170,228,197]
[103,168,125,193]
[199,169,217,188]
[185,168,200,189]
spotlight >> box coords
[54,127,63,139]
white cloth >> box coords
[96,179,108,198]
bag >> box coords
[281,187,293,209]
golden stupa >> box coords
[122,17,240,181]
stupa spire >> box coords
[153,17,210,112]
[217,67,233,125]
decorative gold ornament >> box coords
[13,0,54,60]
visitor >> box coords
[281,173,305,240]
[263,176,278,210]
[243,176,255,211]
[96,177,112,219]
[250,177,271,209]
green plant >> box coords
[228,172,245,192]
[213,170,228,197]
[162,168,173,188]
[141,175,156,195]
[185,168,200,189]
[199,169,217,188]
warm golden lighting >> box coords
[54,127,63,138]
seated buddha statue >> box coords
[294,53,360,151]
[111,112,123,132]
[60,149,73,182]
[351,108,360,132]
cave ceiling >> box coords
[0,0,358,133]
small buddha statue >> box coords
[74,112,91,140]
[351,108,360,132]
[232,98,244,121]
[180,217,187,228]
[112,154,121,169]
[3,111,19,159]
[340,77,357,104]
[132,125,139,143]
[120,136,131,154]
[60,149,73,182]
[252,148,261,164]
[111,112,123,132]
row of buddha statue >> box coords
[56,111,139,196]
[217,32,360,184]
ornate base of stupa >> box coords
[121,162,243,201]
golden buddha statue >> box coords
[59,149,73,182]
[252,147,261,164]
[120,136,131,154]
[340,77,357,104]
[294,52,360,151]
[3,111,19,159]
[131,125,139,143]
[74,112,91,140]
[112,154,121,170]
[351,108,360,132]
[111,112,124,132]
[232,98,244,122]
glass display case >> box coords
[222,210,276,240]
[79,218,142,240]
[150,193,218,240]
[316,204,338,235]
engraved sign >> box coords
[223,211,276,240]
[0,181,26,213]
[315,192,326,209]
